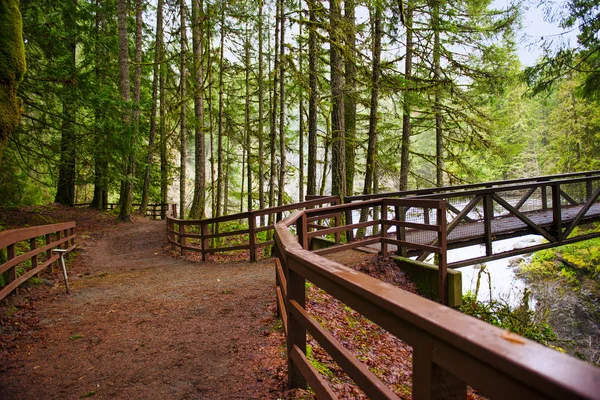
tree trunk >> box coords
[216,4,225,218]
[399,1,413,191]
[329,0,346,198]
[432,0,443,187]
[258,0,266,223]
[344,0,356,197]
[307,0,318,196]
[55,0,77,207]
[190,0,206,219]
[91,0,106,210]
[269,6,279,220]
[141,0,164,214]
[179,0,188,219]
[298,1,305,203]
[116,0,133,221]
[363,4,381,197]
[0,0,25,165]
[245,26,252,212]
[277,0,286,211]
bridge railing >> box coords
[0,222,76,301]
[340,173,600,267]
[274,200,600,399]
[165,197,340,261]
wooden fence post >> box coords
[381,202,388,257]
[287,260,307,390]
[45,233,53,272]
[179,222,186,256]
[201,222,209,261]
[6,244,15,290]
[334,213,341,245]
[552,184,562,241]
[296,214,308,250]
[345,209,354,242]
[63,229,70,260]
[249,214,257,262]
[483,194,493,257]
[30,238,39,278]
[541,185,548,209]
[412,334,466,400]
[438,202,448,306]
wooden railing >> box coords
[0,222,76,301]
[75,202,176,220]
[274,199,600,399]
[333,171,600,268]
[166,197,340,262]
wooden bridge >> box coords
[168,170,600,269]
[344,170,600,267]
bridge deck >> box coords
[370,203,600,255]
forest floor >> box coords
[0,208,291,399]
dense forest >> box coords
[1,0,599,221]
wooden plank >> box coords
[382,238,441,254]
[0,221,75,249]
[290,300,400,399]
[562,184,600,239]
[313,238,380,256]
[492,193,556,243]
[203,244,250,254]
[202,228,250,240]
[289,346,337,400]
[412,333,466,400]
[276,286,288,335]
[381,219,441,232]
[514,187,537,210]
[287,266,307,389]
[483,194,493,257]
[560,189,578,206]
[0,234,75,275]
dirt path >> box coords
[0,219,285,399]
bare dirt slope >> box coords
[0,218,285,399]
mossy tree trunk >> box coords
[0,0,26,165]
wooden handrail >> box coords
[165,197,340,261]
[0,222,76,301]
[274,200,600,399]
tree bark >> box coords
[55,0,77,206]
[245,26,252,212]
[179,0,188,219]
[258,0,266,223]
[363,4,381,197]
[190,0,206,219]
[307,0,318,196]
[116,0,133,220]
[0,0,25,165]
[298,0,305,203]
[269,5,279,218]
[141,0,164,214]
[277,0,286,211]
[399,1,413,191]
[344,0,356,197]
[432,0,443,187]
[90,0,106,210]
[216,4,225,218]
[329,0,346,198]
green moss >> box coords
[0,0,26,156]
